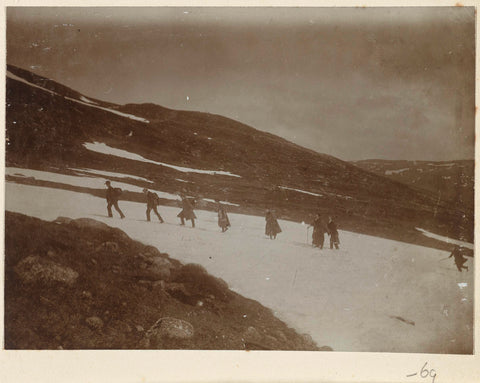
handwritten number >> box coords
[407,362,436,383]
[420,362,429,378]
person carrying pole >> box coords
[449,245,469,272]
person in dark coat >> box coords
[310,213,327,249]
[105,180,125,219]
[143,188,164,223]
[327,216,340,249]
[449,245,469,272]
[265,209,282,240]
[177,193,197,227]
[216,200,231,232]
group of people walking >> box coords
[105,181,474,272]
[104,181,230,232]
[105,180,341,246]
[308,213,340,249]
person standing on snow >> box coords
[310,213,327,249]
[216,200,231,232]
[177,193,197,227]
[143,188,164,223]
[105,180,125,219]
[327,216,340,249]
[449,245,469,272]
[265,209,282,240]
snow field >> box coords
[5,182,473,353]
[6,167,178,200]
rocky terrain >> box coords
[4,211,326,350]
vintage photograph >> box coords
[4,6,474,354]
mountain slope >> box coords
[5,64,473,244]
[352,159,474,209]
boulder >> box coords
[146,317,194,347]
[274,329,288,343]
[165,282,189,296]
[15,256,79,286]
[148,256,172,280]
[301,333,319,350]
[86,316,104,330]
[95,241,120,252]
[72,218,110,231]
[143,246,162,258]
[111,320,132,333]
[243,326,262,343]
[135,257,172,281]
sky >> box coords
[6,7,476,161]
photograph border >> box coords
[1,1,478,382]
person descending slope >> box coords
[265,209,282,240]
[143,188,164,223]
[449,245,469,272]
[105,180,125,219]
[216,200,231,232]
[177,193,197,228]
[327,216,340,249]
[310,213,327,249]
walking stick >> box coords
[306,226,310,246]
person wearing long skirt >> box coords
[265,209,282,240]
[310,213,327,249]
[177,193,197,228]
[216,200,231,232]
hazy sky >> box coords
[6,7,475,161]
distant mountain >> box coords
[352,159,474,209]
[5,64,473,245]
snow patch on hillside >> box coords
[6,167,177,200]
[70,168,154,183]
[7,70,149,123]
[416,228,473,250]
[80,96,98,105]
[65,97,149,123]
[385,168,409,175]
[83,142,242,178]
[279,186,323,197]
[7,71,56,95]
[203,198,240,207]
[428,163,456,167]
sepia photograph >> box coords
[2,3,476,377]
